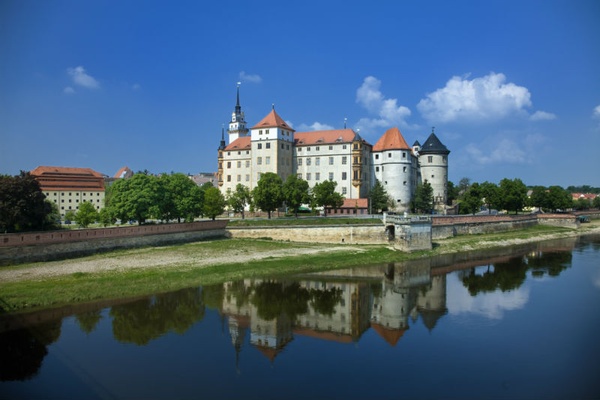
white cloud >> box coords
[355,76,411,134]
[67,66,100,89]
[296,122,335,132]
[63,86,75,94]
[239,71,262,83]
[593,105,600,119]
[530,111,556,121]
[417,72,532,123]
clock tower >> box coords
[228,83,249,142]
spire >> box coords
[219,124,226,150]
[235,82,241,114]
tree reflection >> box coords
[251,281,310,321]
[0,320,61,381]
[309,287,343,316]
[528,251,572,278]
[462,257,528,296]
[75,310,102,335]
[111,287,205,345]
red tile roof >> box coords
[252,108,294,131]
[224,136,251,151]
[339,198,368,209]
[370,323,406,347]
[30,166,105,192]
[372,127,410,152]
[294,129,361,146]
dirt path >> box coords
[0,244,366,283]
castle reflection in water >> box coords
[222,260,447,362]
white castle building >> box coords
[217,86,450,213]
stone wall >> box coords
[227,225,388,245]
[0,220,228,266]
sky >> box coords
[1,0,599,188]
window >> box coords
[246,174,250,182]
[297,173,302,179]
[343,145,347,149]
[281,144,284,149]
[266,142,271,149]
[237,161,241,168]
[375,154,379,160]
[402,152,406,158]
[227,175,231,182]
[307,147,311,151]
[298,148,302,152]
[266,129,269,134]
[266,156,270,165]
[328,172,334,180]
[298,158,303,166]
[342,172,347,180]
[329,145,333,150]
[237,175,241,182]
[257,143,262,149]
[227,162,231,168]
[342,156,347,165]
[428,156,433,163]
[388,153,392,158]
[246,161,250,168]
[315,157,320,166]
[259,130,263,135]
[403,166,407,172]
[306,158,311,166]
[316,146,320,151]
[315,173,320,181]
[403,181,407,185]
[342,187,347,195]
[376,167,379,172]
[238,151,241,155]
[307,173,311,180]
[257,157,262,165]
[329,157,334,165]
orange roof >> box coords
[224,136,251,151]
[294,129,362,146]
[337,198,368,209]
[372,127,411,152]
[294,328,354,343]
[370,323,407,347]
[114,166,133,179]
[252,108,294,131]
[30,166,105,191]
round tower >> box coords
[418,128,450,213]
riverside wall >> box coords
[0,220,228,266]
[227,225,388,244]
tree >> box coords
[73,201,98,228]
[0,171,53,232]
[498,178,527,214]
[446,181,459,206]
[312,180,344,216]
[547,186,572,212]
[529,186,549,211]
[574,197,590,210]
[158,173,204,222]
[226,184,252,219]
[480,181,499,213]
[107,173,160,224]
[202,187,226,220]
[368,180,392,214]
[458,177,471,197]
[459,182,482,215]
[252,173,284,219]
[98,207,116,227]
[412,180,434,214]
[593,196,600,209]
[282,175,310,218]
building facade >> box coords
[218,88,450,213]
[30,166,105,218]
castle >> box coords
[217,85,450,213]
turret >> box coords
[418,128,450,213]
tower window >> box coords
[266,142,271,149]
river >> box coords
[1,234,599,399]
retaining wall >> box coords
[0,220,228,266]
[227,225,387,245]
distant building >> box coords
[30,166,105,218]
[217,86,450,213]
[190,172,217,187]
[114,166,134,179]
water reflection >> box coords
[0,236,592,382]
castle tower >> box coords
[250,105,295,183]
[228,83,249,143]
[418,128,450,213]
[217,126,226,187]
[372,127,418,212]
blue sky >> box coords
[1,0,599,187]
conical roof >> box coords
[372,127,411,151]
[420,132,449,155]
[252,107,294,131]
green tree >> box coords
[64,210,76,223]
[202,186,226,220]
[459,182,482,214]
[529,186,549,211]
[574,197,590,210]
[0,171,53,232]
[312,180,344,216]
[252,172,284,219]
[412,180,434,214]
[226,184,252,219]
[593,196,600,209]
[108,173,160,224]
[98,207,116,227]
[458,177,471,197]
[45,200,61,227]
[282,175,310,217]
[446,181,459,206]
[498,178,527,214]
[73,201,98,228]
[368,179,392,214]
[480,181,499,213]
[547,185,572,212]
[158,173,204,222]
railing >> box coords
[384,214,431,225]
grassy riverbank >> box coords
[1,221,599,313]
